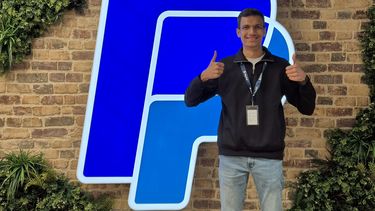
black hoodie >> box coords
[185,47,316,160]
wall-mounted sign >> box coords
[77,0,294,210]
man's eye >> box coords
[241,25,263,31]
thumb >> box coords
[211,50,217,63]
[292,53,297,65]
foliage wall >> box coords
[0,0,86,73]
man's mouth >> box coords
[245,37,258,41]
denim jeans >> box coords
[219,155,284,211]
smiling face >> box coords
[236,15,266,51]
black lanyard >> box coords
[239,62,267,105]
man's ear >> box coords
[236,28,240,38]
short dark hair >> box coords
[237,8,265,28]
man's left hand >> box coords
[285,53,306,84]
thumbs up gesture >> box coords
[200,51,225,82]
[285,53,306,84]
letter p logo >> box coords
[77,0,294,210]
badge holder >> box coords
[246,105,259,126]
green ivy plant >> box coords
[289,5,375,211]
[0,0,86,73]
[0,151,112,211]
[361,5,375,102]
[289,104,375,211]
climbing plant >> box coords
[0,0,86,73]
[361,5,375,102]
[289,104,375,211]
[289,5,375,211]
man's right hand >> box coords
[200,51,225,82]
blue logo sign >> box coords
[77,0,294,210]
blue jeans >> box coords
[219,155,284,211]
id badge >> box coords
[246,105,259,126]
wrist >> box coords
[298,76,309,85]
[200,71,208,82]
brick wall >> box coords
[0,0,372,210]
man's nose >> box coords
[248,26,258,34]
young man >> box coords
[185,8,316,211]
